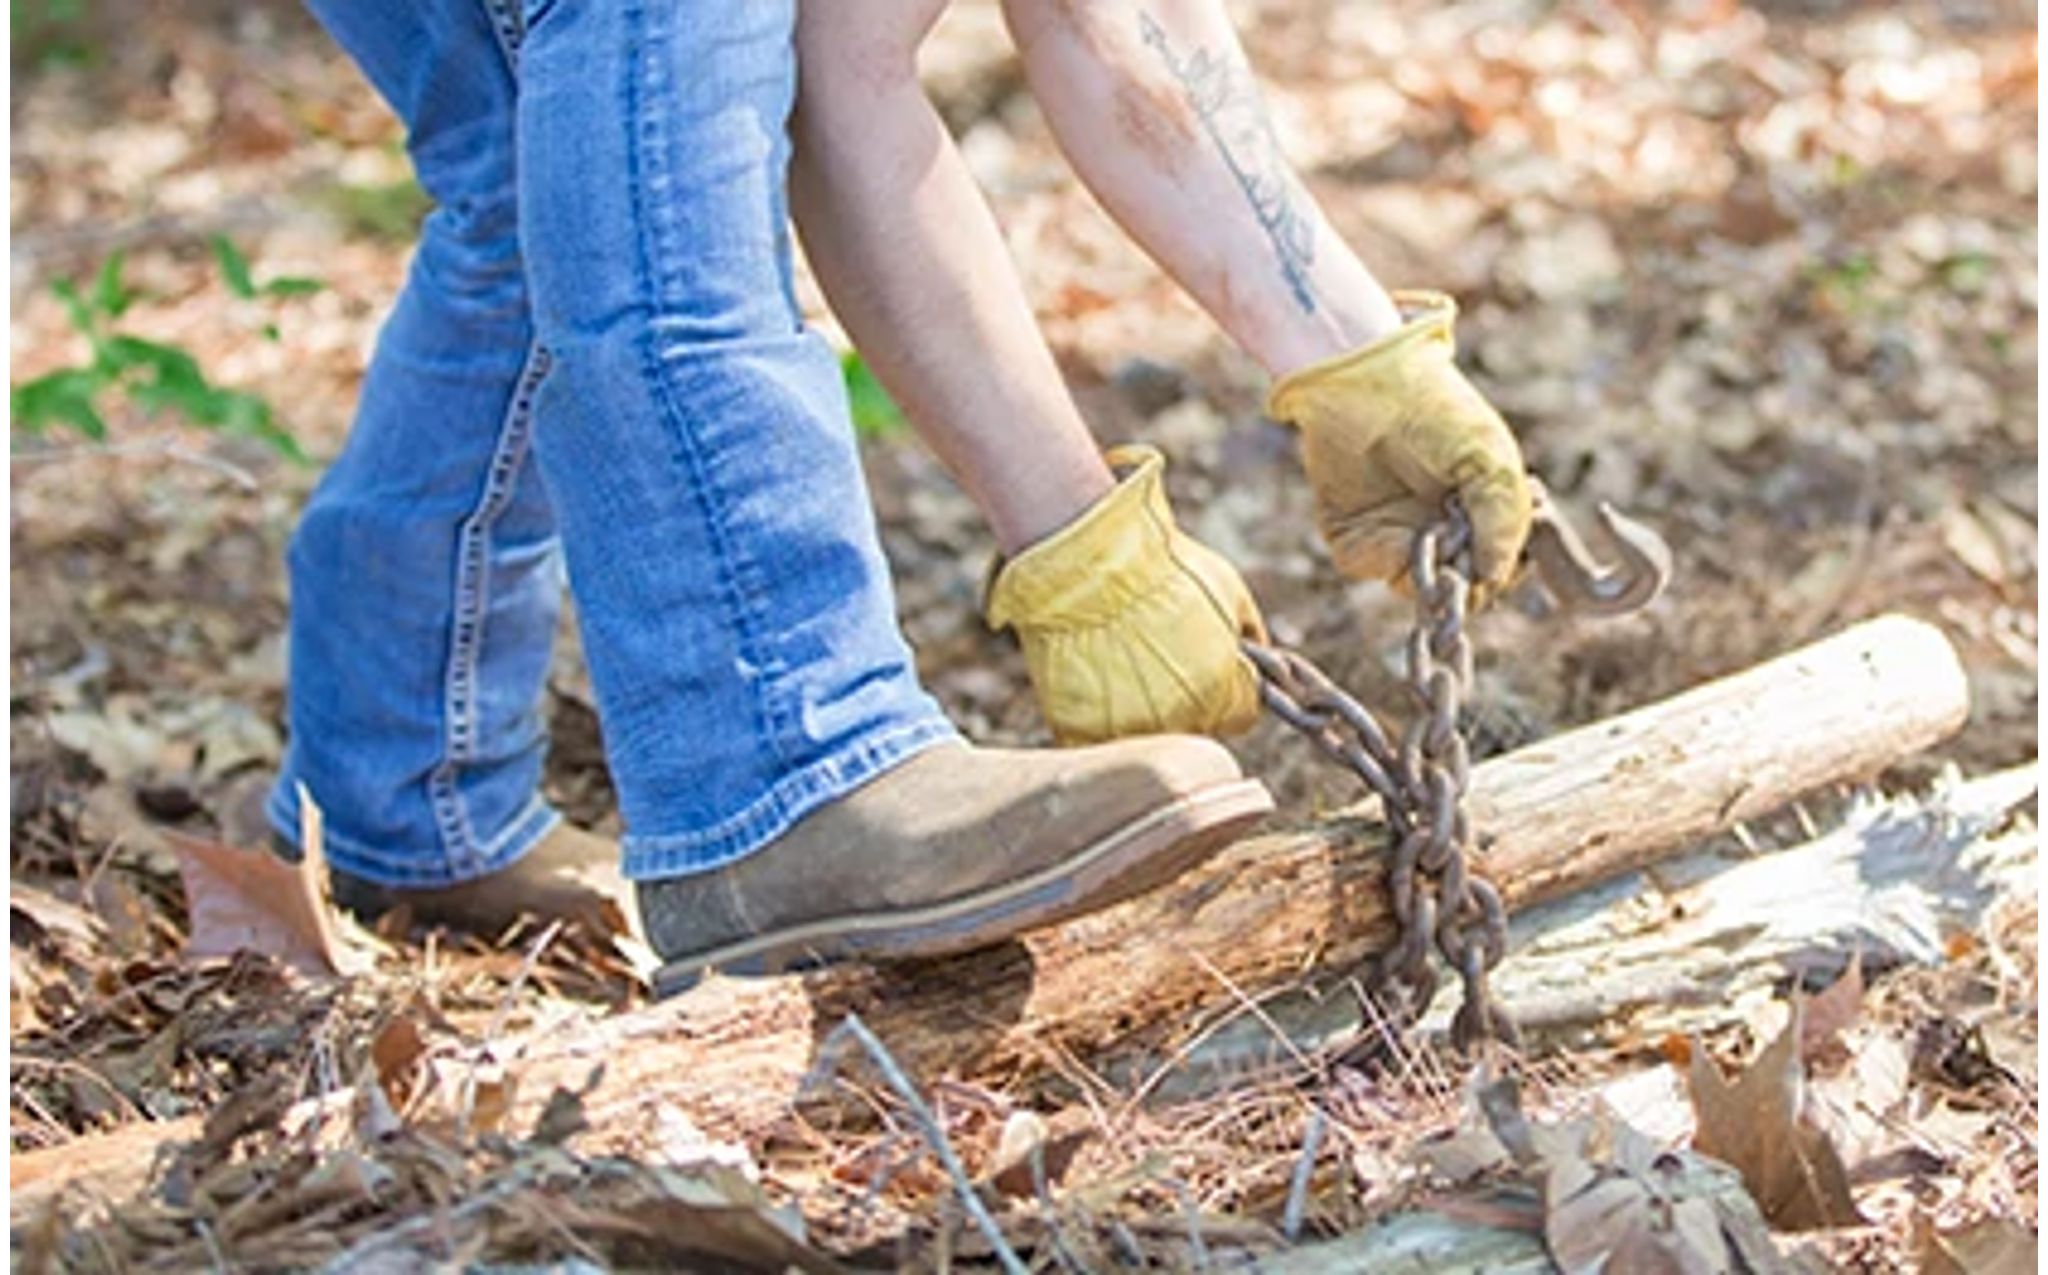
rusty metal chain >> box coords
[1242,489,1670,1051]
[1242,506,1512,1052]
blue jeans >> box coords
[272,0,957,885]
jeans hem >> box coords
[621,717,958,881]
[264,783,564,888]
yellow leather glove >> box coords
[985,445,1266,745]
[1266,291,1533,595]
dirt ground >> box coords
[9,0,2037,1269]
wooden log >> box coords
[530,614,1972,1146]
[1494,762,2036,1049]
[1176,763,2036,1087]
[15,616,1975,1197]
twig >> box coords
[314,1171,533,1273]
[484,918,563,1043]
[194,1216,230,1274]
[805,1013,1028,1275]
[11,437,262,490]
[1281,1104,1328,1243]
[1122,948,1318,1115]
[1032,1140,1084,1275]
[1183,944,1320,1077]
[1168,1177,1212,1271]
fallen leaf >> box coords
[167,783,382,977]
[1798,950,1865,1065]
[369,1015,428,1108]
[1410,1125,1513,1184]
[1917,1215,2039,1275]
[1473,1074,1781,1274]
[625,1164,844,1273]
[45,702,168,786]
[11,882,105,950]
[1940,506,2008,586]
[1687,1006,1866,1231]
[985,1109,1091,1199]
[531,1085,591,1146]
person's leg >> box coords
[514,0,957,877]
[512,0,1271,984]
[270,0,613,922]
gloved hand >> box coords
[986,445,1265,745]
[1266,291,1532,595]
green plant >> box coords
[209,235,324,340]
[841,350,907,441]
[11,243,321,462]
[12,0,92,70]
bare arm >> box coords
[1002,0,1403,375]
[789,0,1112,555]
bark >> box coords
[542,614,1973,1141]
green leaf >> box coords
[259,276,325,298]
[12,367,109,441]
[217,393,307,464]
[92,250,134,318]
[210,234,256,300]
[841,351,907,442]
[106,334,206,387]
[51,277,97,336]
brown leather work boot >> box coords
[637,737,1271,995]
[224,776,626,936]
[324,822,627,935]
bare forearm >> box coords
[1003,0,1402,375]
[790,2,1112,554]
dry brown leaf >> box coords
[10,882,105,950]
[1410,1125,1513,1184]
[1687,1005,1866,1232]
[1473,1076,1779,1274]
[166,783,381,977]
[1798,950,1865,1065]
[985,1109,1092,1199]
[1940,507,2009,586]
[369,1014,428,1108]
[1916,1216,2039,1275]
[623,1164,844,1273]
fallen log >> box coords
[1175,762,2037,1087]
[17,615,1976,1200]
[1492,762,2036,1050]
[530,613,1972,1143]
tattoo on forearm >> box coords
[1139,11,1317,314]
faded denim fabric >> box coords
[272,0,956,885]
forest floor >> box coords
[9,0,2038,1269]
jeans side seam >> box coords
[623,0,787,761]
[477,0,523,69]
[428,342,552,874]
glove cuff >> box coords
[985,444,1181,632]
[1265,289,1459,426]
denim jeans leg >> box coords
[516,0,958,880]
[270,0,565,886]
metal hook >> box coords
[1523,479,1673,615]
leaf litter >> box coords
[10,0,2038,1267]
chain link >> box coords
[1242,503,1517,1052]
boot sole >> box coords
[650,778,1273,997]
